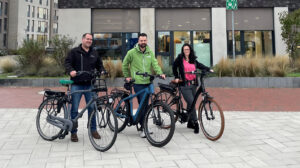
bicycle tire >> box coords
[88,103,118,152]
[144,101,175,147]
[156,90,180,122]
[198,98,225,141]
[36,97,66,141]
[109,94,129,133]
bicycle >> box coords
[156,70,225,141]
[36,70,118,152]
[109,72,175,147]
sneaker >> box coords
[194,121,199,134]
[71,133,78,142]
[139,130,146,138]
[92,131,101,139]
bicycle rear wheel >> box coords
[144,102,175,147]
[156,90,179,122]
[198,98,225,141]
[88,103,118,152]
[36,97,66,141]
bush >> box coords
[0,50,8,56]
[17,39,45,75]
[49,35,75,69]
[214,56,291,77]
[0,57,18,73]
[103,58,117,78]
[214,57,233,77]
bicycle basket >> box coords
[92,78,107,92]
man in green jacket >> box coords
[122,33,165,138]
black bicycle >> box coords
[36,70,118,152]
[156,70,225,141]
[109,72,175,147]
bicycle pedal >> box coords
[58,135,66,139]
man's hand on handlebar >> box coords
[70,70,76,77]
[160,74,166,79]
[125,77,132,82]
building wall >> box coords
[8,0,51,50]
[0,0,9,49]
[58,0,300,11]
[58,8,91,46]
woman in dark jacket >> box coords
[172,43,212,133]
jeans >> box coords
[71,84,96,134]
[180,85,197,122]
[133,84,150,128]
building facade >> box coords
[58,0,300,67]
[6,0,58,50]
[0,0,9,49]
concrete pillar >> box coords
[58,9,91,46]
[274,7,289,56]
[211,8,227,65]
[140,8,155,53]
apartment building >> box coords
[6,0,58,50]
[0,0,8,49]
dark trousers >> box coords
[133,84,150,128]
[180,85,197,122]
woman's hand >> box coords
[174,78,180,83]
[210,69,214,73]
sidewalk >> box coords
[0,109,299,168]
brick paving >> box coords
[1,87,300,111]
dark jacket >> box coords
[65,44,105,85]
[172,54,210,86]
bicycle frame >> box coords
[114,83,155,125]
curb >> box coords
[1,77,300,88]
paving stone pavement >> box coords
[0,109,300,168]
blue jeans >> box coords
[71,84,96,134]
[133,84,150,128]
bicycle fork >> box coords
[202,97,215,120]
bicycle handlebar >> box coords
[135,72,163,79]
[76,70,108,78]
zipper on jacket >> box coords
[81,54,83,71]
[143,53,146,79]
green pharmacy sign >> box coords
[226,0,238,10]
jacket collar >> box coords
[134,43,150,54]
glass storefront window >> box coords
[228,30,274,58]
[174,31,190,59]
[93,33,138,60]
[193,31,211,67]
[158,32,170,53]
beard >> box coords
[139,43,147,49]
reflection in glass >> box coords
[228,30,273,58]
[158,32,170,52]
[174,31,190,60]
[193,31,211,67]
[93,33,122,60]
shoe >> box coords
[139,130,146,138]
[71,133,78,142]
[92,131,101,139]
[194,121,199,134]
[187,121,195,129]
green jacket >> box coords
[122,44,163,84]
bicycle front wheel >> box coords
[109,94,129,133]
[36,98,66,141]
[198,98,225,141]
[88,104,118,152]
[144,102,175,147]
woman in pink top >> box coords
[172,43,212,133]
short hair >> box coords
[82,33,92,39]
[138,33,147,39]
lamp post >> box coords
[226,0,238,60]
